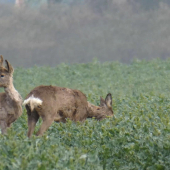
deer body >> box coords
[24,85,88,137]
[0,56,22,134]
[24,85,113,137]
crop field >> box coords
[0,59,170,169]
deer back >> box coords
[25,85,88,121]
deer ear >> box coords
[105,93,112,108]
[100,97,106,107]
[5,60,14,74]
[0,55,4,66]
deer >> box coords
[0,55,22,134]
[23,85,114,138]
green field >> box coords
[0,59,170,170]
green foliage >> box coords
[1,59,170,169]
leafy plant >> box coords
[1,59,170,169]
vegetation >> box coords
[0,59,170,169]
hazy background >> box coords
[0,0,170,67]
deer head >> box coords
[0,55,14,87]
[97,93,113,117]
[87,93,114,120]
[99,93,113,116]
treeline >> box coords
[0,0,170,67]
[24,0,170,10]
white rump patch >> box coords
[23,95,42,111]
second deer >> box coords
[23,85,114,137]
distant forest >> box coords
[0,0,170,67]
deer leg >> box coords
[74,107,87,122]
[0,120,7,134]
[7,114,17,127]
[36,118,53,136]
[0,110,7,134]
[27,111,39,138]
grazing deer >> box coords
[0,56,22,134]
[23,85,113,137]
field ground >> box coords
[0,59,170,169]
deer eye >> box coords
[1,75,4,78]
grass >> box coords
[0,59,170,169]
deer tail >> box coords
[23,95,42,111]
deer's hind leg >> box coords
[26,106,40,138]
[36,116,54,136]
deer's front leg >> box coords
[0,120,7,134]
[36,117,54,136]
[7,114,16,127]
[0,109,7,134]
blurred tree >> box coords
[15,0,24,7]
[0,0,15,3]
[48,0,62,4]
[133,0,170,10]
[137,0,159,10]
[87,0,112,14]
[24,0,47,8]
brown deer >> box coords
[0,56,22,134]
[23,85,113,137]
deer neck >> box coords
[87,102,99,118]
[87,102,106,120]
[4,78,22,104]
